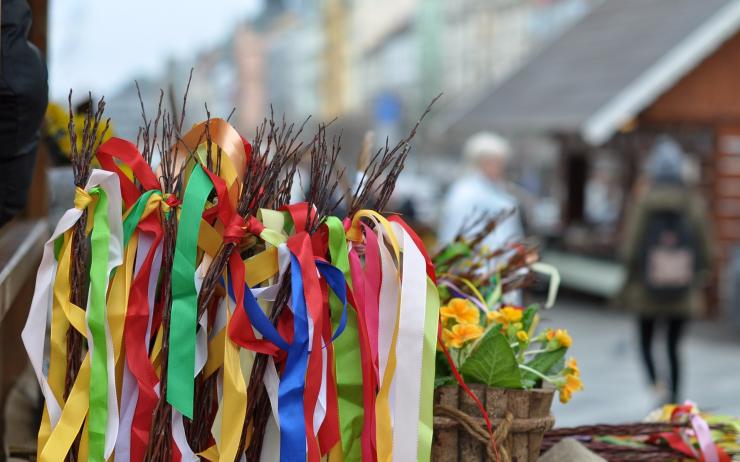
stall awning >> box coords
[439,0,740,145]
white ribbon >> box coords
[22,170,123,440]
[389,222,428,461]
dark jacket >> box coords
[619,184,714,318]
[0,0,48,225]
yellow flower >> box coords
[486,311,503,324]
[559,386,572,404]
[554,329,572,348]
[442,323,484,349]
[565,373,583,392]
[487,306,523,327]
[558,364,583,404]
[558,376,582,404]
[516,330,529,342]
[566,357,579,375]
[440,298,480,325]
[501,306,523,323]
[486,310,502,324]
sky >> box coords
[48,0,263,103]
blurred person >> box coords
[619,136,714,405]
[438,131,524,249]
[0,0,48,227]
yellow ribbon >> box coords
[73,187,93,210]
[39,356,91,462]
[219,297,248,461]
[348,210,400,261]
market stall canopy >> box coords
[438,0,740,146]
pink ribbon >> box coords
[673,402,720,462]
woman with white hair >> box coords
[437,131,524,250]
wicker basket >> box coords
[432,385,555,462]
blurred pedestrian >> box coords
[438,132,524,249]
[0,0,48,227]
[619,136,714,404]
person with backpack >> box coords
[620,136,714,405]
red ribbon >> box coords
[125,212,165,460]
[223,215,246,244]
[287,232,325,462]
[317,282,341,455]
[96,137,160,207]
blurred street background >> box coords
[7,0,740,432]
[545,295,740,426]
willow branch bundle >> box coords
[348,94,440,216]
[241,122,347,460]
[433,208,541,303]
[65,92,109,462]
[187,112,304,450]
[305,124,346,232]
[185,111,225,450]
[146,108,184,462]
[238,119,330,461]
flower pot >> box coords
[433,385,555,462]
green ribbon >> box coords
[122,189,159,245]
[325,216,364,461]
[166,164,213,418]
[87,187,111,462]
[417,277,440,461]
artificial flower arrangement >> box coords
[432,212,582,404]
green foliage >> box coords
[460,328,523,389]
[521,305,538,332]
[521,347,566,384]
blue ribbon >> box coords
[222,258,347,462]
[278,254,310,462]
[225,260,348,350]
[316,261,348,341]
[225,270,290,351]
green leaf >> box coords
[460,329,522,389]
[522,305,538,332]
[546,356,566,376]
[521,348,566,384]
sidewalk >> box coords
[542,296,740,427]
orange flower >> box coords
[442,323,484,349]
[440,298,480,325]
[546,329,555,341]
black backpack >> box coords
[638,209,698,298]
